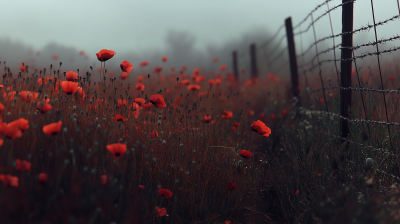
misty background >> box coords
[0,0,399,82]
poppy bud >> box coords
[366,158,373,169]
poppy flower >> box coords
[188,84,200,91]
[250,120,271,137]
[156,207,167,217]
[231,126,236,132]
[154,67,163,73]
[0,102,4,113]
[227,183,236,190]
[195,76,205,82]
[389,76,394,81]
[0,175,18,187]
[96,49,116,62]
[106,143,127,158]
[239,150,253,158]
[20,91,38,103]
[38,173,48,184]
[158,188,173,198]
[15,159,31,172]
[203,115,211,123]
[121,72,129,80]
[220,64,227,70]
[66,71,78,81]
[149,94,166,108]
[136,83,145,91]
[77,87,85,98]
[271,114,276,120]
[2,125,22,140]
[139,61,148,67]
[233,122,240,127]
[36,101,52,114]
[8,118,29,131]
[131,103,140,118]
[193,68,200,75]
[180,80,190,85]
[115,114,126,122]
[296,189,300,195]
[43,121,62,136]
[151,131,158,138]
[213,57,218,62]
[20,63,26,72]
[120,60,133,73]
[134,98,146,106]
[215,79,222,85]
[137,76,144,82]
[260,113,265,119]
[118,99,127,107]
[162,56,168,62]
[79,51,84,55]
[222,111,233,119]
[100,175,107,185]
[282,109,287,116]
[4,91,16,101]
[52,54,59,60]
[249,110,255,116]
[61,81,78,95]
[143,102,153,111]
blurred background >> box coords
[0,0,399,79]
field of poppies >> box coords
[0,48,400,224]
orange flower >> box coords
[8,118,29,131]
[120,60,133,73]
[77,87,85,98]
[131,102,140,118]
[158,188,173,198]
[4,91,16,101]
[143,102,153,111]
[121,72,129,80]
[188,84,200,91]
[20,91,38,103]
[36,101,52,114]
[222,111,233,119]
[162,56,168,62]
[137,76,144,82]
[96,49,116,62]
[250,120,271,137]
[106,143,127,158]
[65,71,78,81]
[115,114,126,122]
[149,94,166,108]
[215,79,222,85]
[203,115,211,123]
[136,83,145,91]
[139,61,148,67]
[61,81,78,95]
[2,125,22,140]
[134,98,146,106]
[43,121,62,136]
[239,150,253,158]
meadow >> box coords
[0,48,400,224]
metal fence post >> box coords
[250,43,258,79]
[285,17,301,105]
[232,51,239,80]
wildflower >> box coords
[96,49,116,62]
[120,60,133,73]
[158,188,173,198]
[282,109,287,116]
[15,159,31,172]
[38,173,48,184]
[154,67,163,73]
[296,189,300,195]
[118,99,127,107]
[2,124,22,140]
[227,182,236,190]
[248,110,254,116]
[121,72,129,80]
[115,114,126,122]
[188,84,200,91]
[65,71,78,81]
[162,56,168,62]
[180,80,190,85]
[0,175,18,187]
[8,118,29,131]
[52,54,59,60]
[20,91,38,103]
[239,150,253,158]
[136,83,145,91]
[100,175,107,185]
[37,101,52,113]
[250,120,271,137]
[193,68,200,75]
[220,64,227,70]
[61,81,78,95]
[43,121,62,136]
[156,207,167,217]
[134,98,146,106]
[233,122,240,127]
[222,111,233,119]
[271,114,276,120]
[203,115,211,123]
[149,94,166,108]
[151,131,158,138]
[106,143,127,158]
[209,79,215,86]
[139,61,148,67]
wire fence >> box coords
[231,0,400,181]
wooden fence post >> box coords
[232,51,239,80]
[285,17,300,105]
[250,43,258,79]
[340,0,354,142]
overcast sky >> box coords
[1,0,399,55]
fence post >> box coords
[232,51,239,80]
[340,0,354,142]
[285,17,300,105]
[250,43,258,79]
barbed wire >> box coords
[300,109,400,127]
[293,0,335,30]
[268,35,287,56]
[308,85,400,94]
[302,45,400,73]
[259,24,285,49]
[294,0,356,36]
[298,14,400,63]
[298,43,342,68]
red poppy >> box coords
[37,101,52,114]
[134,98,146,106]
[193,68,200,75]
[15,159,31,172]
[139,61,149,67]
[296,189,300,195]
[20,63,26,72]
[154,67,163,73]
[209,79,215,86]
[79,51,84,55]
[203,115,211,123]
[52,54,59,60]
[106,143,127,158]
[220,64,227,70]
[222,111,233,119]
[260,113,265,119]
[233,122,240,127]
[0,102,4,114]
[389,76,394,81]
[61,81,78,95]
[66,71,78,81]
[77,87,85,98]
[162,56,168,62]
[120,60,133,73]
[215,79,222,85]
[180,80,190,85]
[0,175,18,187]
[143,102,153,111]
[250,120,271,137]
[2,125,22,140]
[115,114,126,122]
[20,91,38,103]
[131,102,140,118]
[239,150,253,158]
[137,76,144,82]
[8,118,29,131]
[4,91,16,101]
[118,99,127,107]
[38,173,48,184]
[96,49,116,62]
[195,76,205,83]
[151,131,158,138]
[249,110,255,116]
[188,84,200,91]
[100,175,107,185]
[271,114,276,120]
[149,94,166,108]
[120,72,129,80]
[136,83,145,91]
[227,183,236,190]
[43,121,62,136]
[231,126,236,132]
[156,207,167,217]
[158,188,173,198]
[282,109,287,116]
